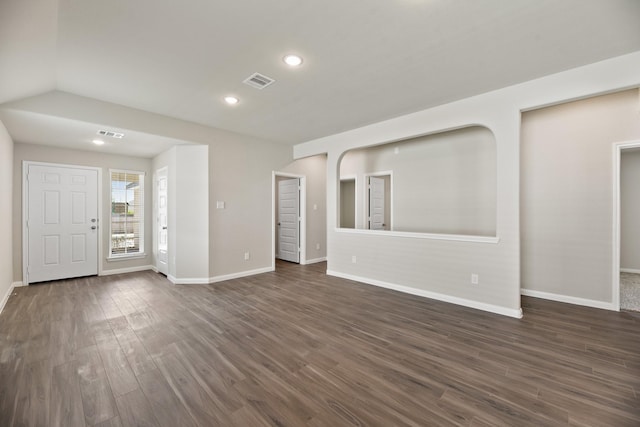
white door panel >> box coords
[27,164,98,283]
[156,169,169,275]
[278,178,300,263]
[369,176,385,230]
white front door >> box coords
[369,176,385,230]
[26,164,99,283]
[156,168,168,275]
[278,178,300,263]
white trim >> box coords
[612,139,640,312]
[335,227,500,243]
[168,275,211,285]
[166,266,276,285]
[100,265,154,276]
[22,161,102,286]
[106,253,147,261]
[521,288,615,311]
[0,282,25,315]
[304,257,327,265]
[620,268,640,274]
[327,270,522,318]
[272,171,307,268]
[209,266,275,284]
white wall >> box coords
[175,145,209,280]
[279,155,327,262]
[0,120,14,313]
[12,143,154,280]
[152,145,209,283]
[619,149,640,271]
[339,126,496,235]
[521,89,640,303]
[294,51,640,317]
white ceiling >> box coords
[1,0,639,154]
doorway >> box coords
[614,140,640,311]
[23,162,100,284]
[155,167,168,276]
[272,172,306,268]
[364,172,392,231]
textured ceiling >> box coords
[1,0,640,151]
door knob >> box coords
[91,226,97,230]
[162,226,168,230]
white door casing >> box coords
[369,176,385,230]
[25,163,99,283]
[278,178,300,263]
[156,168,168,275]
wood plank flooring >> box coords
[1,260,639,426]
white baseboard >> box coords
[209,266,274,284]
[100,265,154,276]
[327,270,523,319]
[620,268,640,274]
[168,275,210,285]
[303,257,327,265]
[0,281,25,315]
[166,266,275,285]
[520,288,615,311]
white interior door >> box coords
[369,176,385,230]
[278,178,300,263]
[27,164,98,283]
[156,168,168,275]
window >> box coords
[110,170,144,257]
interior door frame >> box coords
[272,171,306,268]
[612,139,640,312]
[22,161,103,285]
[364,170,393,231]
[153,166,169,275]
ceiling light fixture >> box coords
[283,54,303,67]
[224,96,239,105]
[92,139,105,145]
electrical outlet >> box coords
[244,252,250,261]
[316,243,320,250]
[471,274,479,285]
[352,255,357,263]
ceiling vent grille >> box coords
[97,130,125,139]
[243,72,276,89]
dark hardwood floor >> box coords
[1,260,639,426]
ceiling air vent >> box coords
[243,72,276,89]
[97,130,125,139]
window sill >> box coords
[107,253,147,262]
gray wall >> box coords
[621,149,640,271]
[340,126,497,235]
[521,89,640,302]
[0,120,14,309]
[12,143,153,280]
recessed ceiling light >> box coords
[283,54,303,67]
[224,96,239,105]
[92,139,105,145]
